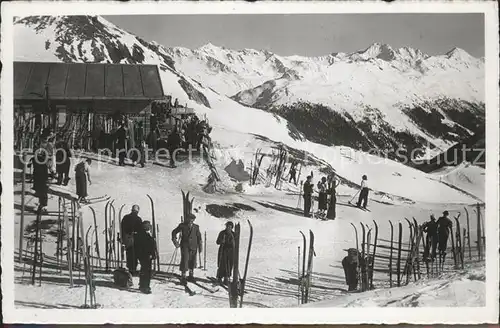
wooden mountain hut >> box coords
[14,61,165,151]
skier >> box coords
[216,221,235,285]
[326,173,340,220]
[422,214,438,261]
[121,205,143,275]
[74,158,92,203]
[32,151,49,213]
[303,175,314,217]
[55,139,71,186]
[135,220,156,294]
[317,177,328,217]
[437,211,453,257]
[341,248,359,291]
[171,213,203,283]
[356,175,369,209]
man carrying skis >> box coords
[341,248,359,291]
[216,221,235,285]
[121,205,143,275]
[303,175,314,217]
[135,220,156,294]
[171,213,203,283]
[437,210,453,257]
[356,175,369,209]
[422,214,438,261]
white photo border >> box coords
[1,0,499,324]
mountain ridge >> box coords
[14,15,485,164]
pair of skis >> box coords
[147,194,160,272]
[350,221,378,292]
[228,220,253,307]
[299,230,315,303]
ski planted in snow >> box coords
[299,230,307,303]
[147,194,160,271]
[396,222,403,287]
[370,220,378,289]
[239,220,253,307]
[454,214,464,269]
[350,222,361,291]
[229,222,241,308]
[388,220,394,287]
[89,206,102,268]
[304,230,315,303]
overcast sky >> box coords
[103,13,484,58]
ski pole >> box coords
[348,189,361,204]
[204,231,207,271]
[297,246,300,305]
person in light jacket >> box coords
[356,175,369,209]
[171,213,203,283]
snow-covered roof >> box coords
[14,61,164,113]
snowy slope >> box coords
[303,263,485,308]
[429,163,485,202]
[14,155,484,309]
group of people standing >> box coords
[422,210,454,261]
[30,127,94,212]
[119,205,235,294]
[340,210,454,292]
[302,172,340,219]
[301,173,370,219]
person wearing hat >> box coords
[341,248,359,291]
[436,210,453,256]
[356,175,369,209]
[422,214,439,261]
[216,221,235,285]
[171,213,203,283]
[303,175,314,217]
[121,205,143,275]
[135,221,157,294]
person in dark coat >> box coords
[288,162,297,185]
[303,175,313,217]
[171,213,203,283]
[437,211,453,256]
[55,139,72,186]
[326,173,340,220]
[135,220,156,294]
[167,128,181,168]
[342,248,359,291]
[121,204,143,275]
[33,151,49,213]
[74,158,92,203]
[216,221,235,285]
[422,214,438,261]
[115,123,127,166]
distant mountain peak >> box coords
[445,47,472,60]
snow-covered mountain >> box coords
[14,15,485,162]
